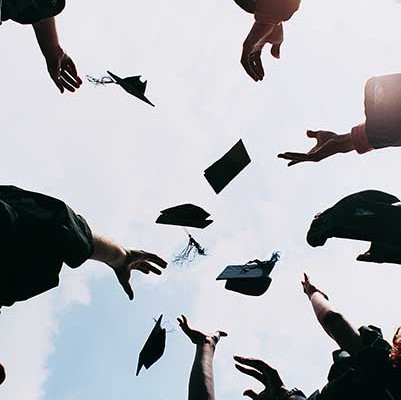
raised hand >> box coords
[112,249,167,300]
[278,130,355,166]
[234,356,285,400]
[241,22,283,82]
[301,274,329,300]
[177,315,227,346]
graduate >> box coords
[235,275,401,400]
[279,74,401,166]
[178,315,227,400]
[235,0,301,82]
[0,0,81,93]
[0,185,167,309]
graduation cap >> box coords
[204,139,251,194]
[155,204,212,264]
[216,252,280,296]
[86,71,155,107]
[156,204,213,229]
[136,315,166,376]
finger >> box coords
[234,356,275,375]
[306,130,318,138]
[140,251,168,268]
[241,55,259,82]
[217,330,228,337]
[60,70,81,89]
[133,261,162,275]
[277,152,313,162]
[50,72,64,94]
[235,364,266,384]
[59,75,76,93]
[65,59,82,84]
[251,52,264,80]
[243,389,259,400]
[288,160,303,167]
[356,252,373,262]
[271,43,281,59]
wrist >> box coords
[337,133,355,153]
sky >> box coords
[1,0,401,399]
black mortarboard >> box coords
[155,204,212,264]
[86,71,155,107]
[155,204,213,229]
[216,252,280,296]
[136,315,166,376]
[204,139,251,194]
[107,71,155,107]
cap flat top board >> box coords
[216,253,280,296]
[136,315,166,376]
[156,204,213,229]
[107,71,155,107]
[204,139,251,194]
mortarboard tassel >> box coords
[86,74,115,86]
[172,232,207,265]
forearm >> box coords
[90,232,127,268]
[309,292,361,353]
[188,343,216,400]
[32,17,62,58]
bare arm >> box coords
[32,17,82,93]
[90,231,167,300]
[178,315,227,400]
[302,274,363,355]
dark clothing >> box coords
[362,73,401,150]
[308,326,401,400]
[0,186,93,307]
[1,0,65,24]
[306,190,401,264]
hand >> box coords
[278,130,355,166]
[241,22,283,81]
[177,314,227,346]
[45,47,82,93]
[234,356,285,400]
[111,249,167,300]
[301,274,329,300]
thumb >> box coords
[121,278,134,300]
[306,130,318,138]
[243,389,258,400]
[271,43,281,59]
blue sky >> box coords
[1,0,401,399]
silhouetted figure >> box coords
[234,276,401,399]
[233,0,301,82]
[0,185,167,308]
[178,315,227,400]
[1,1,82,93]
[279,74,401,166]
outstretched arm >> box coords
[178,315,227,400]
[302,274,362,355]
[32,17,82,93]
[91,232,167,300]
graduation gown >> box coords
[0,0,65,24]
[308,326,401,400]
[0,186,93,307]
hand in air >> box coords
[45,47,82,93]
[301,274,329,300]
[112,249,167,300]
[177,314,227,346]
[234,356,284,400]
[278,130,354,166]
[241,22,283,82]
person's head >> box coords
[390,326,401,368]
[0,363,6,386]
